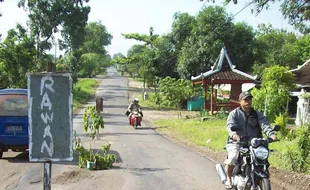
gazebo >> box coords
[191,47,257,115]
[289,58,310,125]
[290,58,310,89]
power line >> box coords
[232,1,255,19]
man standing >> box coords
[224,91,277,189]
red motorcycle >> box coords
[129,111,141,129]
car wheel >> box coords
[0,148,3,159]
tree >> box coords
[293,34,310,62]
[123,27,159,91]
[152,35,179,78]
[202,0,310,34]
[18,0,91,54]
[78,53,101,78]
[252,24,301,77]
[177,6,255,79]
[158,76,193,109]
[81,21,112,55]
[251,65,295,122]
[0,24,37,88]
[112,53,125,59]
[170,12,196,53]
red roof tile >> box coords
[204,71,254,81]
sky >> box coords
[0,0,297,57]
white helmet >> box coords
[133,98,139,103]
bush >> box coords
[282,124,310,173]
[274,112,289,138]
[74,132,117,170]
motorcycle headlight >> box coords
[253,147,269,160]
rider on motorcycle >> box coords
[224,91,277,189]
[127,98,143,122]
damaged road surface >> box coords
[0,68,225,190]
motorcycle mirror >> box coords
[273,125,281,131]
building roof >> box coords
[290,58,310,87]
[191,47,257,82]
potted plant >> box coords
[83,105,104,139]
[81,105,104,169]
[74,131,117,170]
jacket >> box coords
[128,103,142,113]
[226,107,275,140]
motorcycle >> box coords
[129,111,142,129]
[216,125,280,190]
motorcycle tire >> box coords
[134,121,137,129]
[258,178,271,190]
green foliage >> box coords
[18,0,90,52]
[74,104,116,170]
[78,53,100,77]
[171,12,196,53]
[154,115,310,174]
[94,144,117,169]
[122,33,159,46]
[83,105,104,139]
[274,112,289,137]
[81,21,112,55]
[77,21,112,76]
[252,24,301,77]
[0,24,37,88]
[213,0,310,34]
[75,140,117,170]
[294,35,310,61]
[251,66,295,121]
[177,6,255,79]
[158,77,193,109]
[282,125,310,173]
[73,78,97,109]
[301,93,310,99]
[215,108,229,119]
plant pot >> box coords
[87,161,96,170]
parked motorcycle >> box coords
[216,125,280,190]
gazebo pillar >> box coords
[230,84,242,101]
[203,80,207,110]
[210,84,214,115]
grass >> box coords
[73,78,99,110]
[268,140,294,171]
[128,77,310,174]
[153,117,310,174]
[154,117,228,151]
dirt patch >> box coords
[53,169,92,185]
[127,78,310,190]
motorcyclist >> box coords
[224,91,277,189]
[127,98,143,123]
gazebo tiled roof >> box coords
[191,47,257,84]
[290,58,310,87]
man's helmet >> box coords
[133,98,139,103]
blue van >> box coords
[0,89,28,158]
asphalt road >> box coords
[78,67,225,190]
[0,68,225,190]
